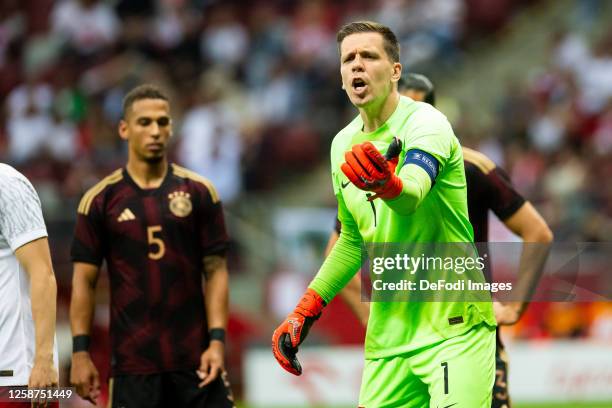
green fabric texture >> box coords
[359,323,496,407]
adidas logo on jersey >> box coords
[117,208,136,222]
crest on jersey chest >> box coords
[168,191,192,217]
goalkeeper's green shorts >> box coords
[358,323,495,408]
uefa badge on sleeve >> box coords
[168,191,193,217]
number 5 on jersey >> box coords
[147,225,165,260]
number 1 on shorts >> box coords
[441,362,449,394]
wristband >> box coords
[73,334,91,353]
[209,328,226,343]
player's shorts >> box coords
[359,322,496,408]
[492,331,511,408]
[109,370,235,408]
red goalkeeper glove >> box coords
[271,288,326,375]
[341,138,403,201]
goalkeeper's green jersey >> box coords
[310,96,496,359]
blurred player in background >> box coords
[69,85,235,408]
[326,72,554,408]
[0,164,59,408]
[273,21,497,407]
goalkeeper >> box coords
[328,72,554,408]
[272,21,496,408]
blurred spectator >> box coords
[552,30,590,72]
[244,3,288,88]
[0,0,25,67]
[288,1,334,64]
[47,107,78,162]
[153,0,202,51]
[7,96,52,163]
[5,79,53,162]
[200,5,248,69]
[527,103,568,153]
[51,0,120,56]
[375,0,465,67]
[593,99,612,154]
[179,69,243,203]
[248,61,300,125]
[464,0,517,37]
[573,34,612,114]
[6,89,77,165]
[6,78,53,118]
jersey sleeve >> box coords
[401,107,455,171]
[309,173,363,303]
[0,175,47,251]
[71,195,105,266]
[486,166,526,220]
[198,187,229,257]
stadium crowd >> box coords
[1,0,539,204]
[1,0,609,237]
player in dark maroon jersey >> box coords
[69,84,235,408]
[325,73,553,408]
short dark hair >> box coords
[336,21,400,63]
[122,84,169,118]
[398,73,436,106]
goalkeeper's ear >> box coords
[391,62,402,84]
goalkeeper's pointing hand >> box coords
[341,138,403,201]
[271,288,326,375]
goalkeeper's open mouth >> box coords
[352,77,368,96]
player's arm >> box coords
[197,254,229,387]
[383,164,432,216]
[273,193,363,375]
[69,262,101,404]
[482,163,554,325]
[326,225,369,327]
[0,174,58,388]
[70,262,100,340]
[496,202,553,324]
[14,237,58,388]
[310,194,363,302]
[341,138,433,215]
[203,255,229,333]
[69,195,104,404]
[323,229,339,258]
[505,202,554,243]
[342,113,451,215]
[383,125,448,215]
[195,183,230,387]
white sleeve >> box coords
[0,175,48,252]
